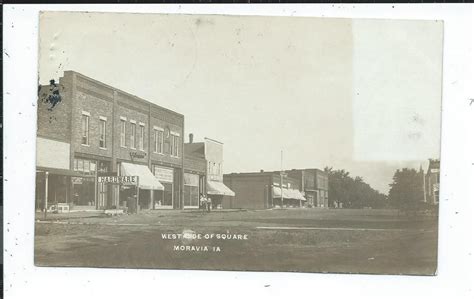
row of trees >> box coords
[324,166,433,212]
[324,167,388,209]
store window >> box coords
[81,112,90,145]
[99,117,107,149]
[153,166,174,207]
[73,158,96,207]
[184,173,199,207]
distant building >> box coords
[424,159,440,205]
[286,169,329,208]
[184,137,235,209]
[223,170,306,209]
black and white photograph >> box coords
[32,11,445,275]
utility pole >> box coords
[44,171,49,219]
[280,150,283,207]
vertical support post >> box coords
[95,162,99,210]
[44,171,49,219]
[136,176,140,214]
[280,150,283,207]
[150,190,154,210]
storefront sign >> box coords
[98,176,138,184]
[154,166,173,183]
[71,177,83,184]
[130,152,146,159]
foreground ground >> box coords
[35,208,438,275]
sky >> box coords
[39,12,443,193]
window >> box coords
[99,117,107,148]
[81,112,90,145]
[138,124,145,151]
[170,133,180,157]
[130,122,136,149]
[120,118,126,147]
[154,128,163,153]
[74,158,96,175]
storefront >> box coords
[152,165,175,208]
[207,180,235,209]
[35,167,93,212]
[183,173,199,208]
[72,157,111,210]
[117,162,165,211]
[272,186,306,208]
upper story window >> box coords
[154,127,164,154]
[120,117,127,147]
[138,123,145,151]
[99,116,107,149]
[74,158,96,175]
[170,133,180,157]
[81,111,90,146]
[130,121,136,149]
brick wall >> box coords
[37,74,72,143]
[72,89,114,159]
[115,103,149,164]
[184,155,206,174]
[149,114,183,167]
[223,174,270,209]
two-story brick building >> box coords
[287,169,329,208]
[36,71,184,212]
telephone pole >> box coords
[280,150,283,207]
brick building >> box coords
[223,171,306,210]
[184,137,235,209]
[36,71,185,211]
[183,134,207,208]
[286,169,329,208]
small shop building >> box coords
[184,136,235,209]
[222,171,306,210]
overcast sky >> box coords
[39,12,443,193]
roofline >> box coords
[224,168,326,176]
[64,70,184,119]
[204,137,223,144]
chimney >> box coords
[189,133,194,143]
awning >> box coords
[273,187,291,199]
[121,162,164,190]
[272,187,306,201]
[207,180,235,196]
[36,167,94,178]
[288,189,307,201]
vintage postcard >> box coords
[34,11,443,275]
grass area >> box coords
[34,208,438,275]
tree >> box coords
[324,167,388,209]
[388,168,424,214]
